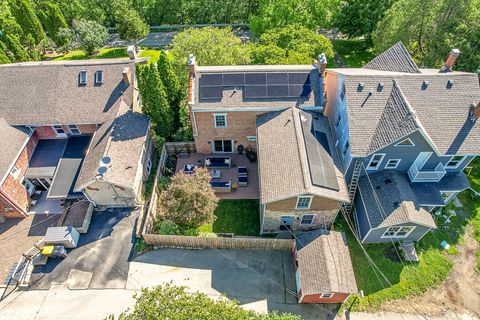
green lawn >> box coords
[466,157,480,193]
[333,39,376,68]
[198,200,260,236]
[139,49,162,64]
[49,47,129,61]
[341,187,480,311]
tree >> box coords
[252,26,334,64]
[372,0,480,72]
[56,27,76,52]
[8,0,47,45]
[157,167,218,228]
[113,283,300,320]
[71,19,108,55]
[250,0,339,36]
[333,0,395,39]
[0,41,11,64]
[37,1,68,46]
[4,34,30,62]
[170,27,251,66]
[115,8,148,47]
[157,51,183,130]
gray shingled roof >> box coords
[0,59,135,125]
[0,118,30,182]
[75,100,150,190]
[296,230,358,295]
[256,108,349,204]
[364,41,421,74]
[356,170,436,229]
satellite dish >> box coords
[97,166,108,175]
[99,156,111,167]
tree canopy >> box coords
[115,8,148,45]
[37,1,69,46]
[113,283,300,320]
[71,19,109,55]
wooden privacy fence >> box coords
[142,233,294,251]
[164,141,196,155]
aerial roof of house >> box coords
[256,108,349,204]
[192,65,321,110]
[0,118,31,184]
[295,229,358,295]
[328,41,480,156]
[75,99,150,190]
[0,59,138,126]
[356,170,437,229]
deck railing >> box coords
[408,162,446,182]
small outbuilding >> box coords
[293,229,358,303]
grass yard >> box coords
[198,200,260,236]
[466,157,480,193]
[139,49,162,64]
[49,47,129,61]
[340,187,480,311]
[333,39,376,68]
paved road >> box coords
[30,208,137,290]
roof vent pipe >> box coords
[188,54,197,74]
[440,48,460,73]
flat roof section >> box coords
[25,139,67,178]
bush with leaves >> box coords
[115,8,148,47]
[0,42,10,64]
[71,19,108,56]
[112,283,300,320]
[37,1,68,46]
[4,34,30,62]
[157,167,218,229]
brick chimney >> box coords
[127,45,136,60]
[470,101,480,122]
[122,67,131,84]
[188,54,196,74]
[440,48,460,73]
[318,53,327,75]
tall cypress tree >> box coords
[37,1,68,46]
[4,34,30,62]
[157,51,182,131]
[8,0,47,45]
[0,41,11,64]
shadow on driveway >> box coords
[30,208,137,290]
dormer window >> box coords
[95,70,103,84]
[79,70,87,84]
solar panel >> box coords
[245,85,267,98]
[223,73,245,86]
[245,73,266,85]
[200,86,223,99]
[267,85,289,97]
[289,85,311,97]
[266,73,288,85]
[289,73,311,85]
[200,74,223,86]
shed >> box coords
[44,226,80,248]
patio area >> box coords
[28,191,64,215]
[176,153,259,200]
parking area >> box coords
[128,248,336,320]
[30,208,137,290]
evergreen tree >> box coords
[115,8,148,47]
[37,1,68,46]
[8,0,47,45]
[0,41,11,64]
[0,0,23,38]
[157,51,183,130]
[4,34,30,61]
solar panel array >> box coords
[199,72,312,100]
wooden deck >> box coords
[176,153,259,200]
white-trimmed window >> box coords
[381,226,416,239]
[52,125,66,136]
[385,159,401,169]
[146,157,152,174]
[95,70,103,84]
[395,138,415,146]
[21,178,35,195]
[10,165,20,179]
[296,196,313,209]
[320,293,334,298]
[445,155,465,169]
[214,114,227,128]
[367,153,385,170]
[68,124,81,135]
[79,70,87,84]
[300,214,315,225]
[247,136,257,142]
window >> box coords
[79,70,87,84]
[381,226,416,238]
[367,153,385,170]
[300,214,315,225]
[446,155,465,168]
[10,165,20,179]
[247,136,257,142]
[95,70,103,84]
[385,159,401,169]
[214,114,227,128]
[320,293,334,298]
[146,158,152,174]
[296,196,312,209]
[335,113,342,128]
[52,125,65,136]
[343,140,349,156]
[213,140,233,153]
[68,124,81,135]
[395,138,415,146]
[21,178,35,195]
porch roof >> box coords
[411,172,470,206]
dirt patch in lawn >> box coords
[383,226,480,318]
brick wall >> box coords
[192,111,267,154]
[34,124,97,139]
[300,292,350,304]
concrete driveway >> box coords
[30,208,137,290]
[129,248,337,320]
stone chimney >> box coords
[188,54,196,74]
[470,101,480,122]
[318,53,327,75]
[122,67,131,84]
[127,45,136,60]
[440,48,460,73]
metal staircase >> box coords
[342,160,362,216]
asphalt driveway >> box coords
[129,248,337,320]
[30,208,137,290]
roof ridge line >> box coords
[291,107,311,194]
